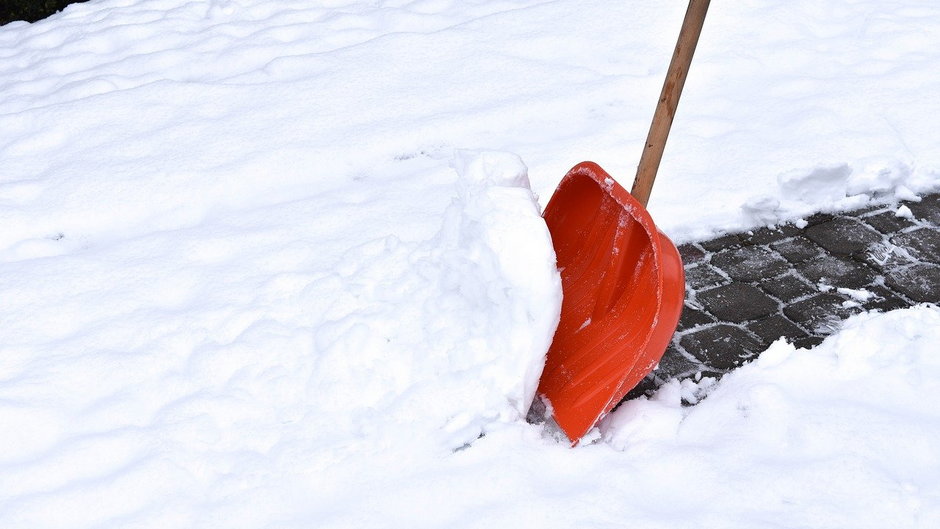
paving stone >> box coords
[697,282,778,323]
[759,273,817,302]
[685,263,727,290]
[798,254,876,289]
[771,236,822,264]
[804,212,836,226]
[678,243,706,264]
[891,228,940,264]
[677,303,716,331]
[859,284,911,313]
[710,246,790,282]
[679,324,764,370]
[804,217,883,256]
[793,335,825,349]
[860,240,917,272]
[623,375,660,401]
[746,314,808,345]
[905,194,940,225]
[884,263,940,303]
[862,210,918,234]
[699,233,744,252]
[783,293,862,335]
[653,346,703,380]
[740,224,802,246]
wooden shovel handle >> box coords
[631,0,710,207]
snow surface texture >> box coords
[0,146,562,526]
[2,1,940,528]
[4,0,940,244]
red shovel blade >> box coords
[538,162,685,444]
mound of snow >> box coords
[595,305,940,527]
[741,158,932,227]
[0,149,562,527]
[275,306,940,529]
[311,150,560,450]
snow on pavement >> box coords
[1,1,940,527]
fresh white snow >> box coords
[2,1,940,527]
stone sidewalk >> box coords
[627,192,940,400]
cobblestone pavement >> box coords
[627,192,940,400]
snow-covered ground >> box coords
[1,1,939,527]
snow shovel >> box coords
[537,0,709,444]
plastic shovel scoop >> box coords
[537,0,709,444]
